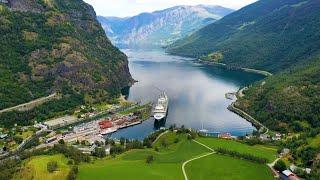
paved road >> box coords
[0,93,58,114]
[229,102,269,135]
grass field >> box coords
[13,132,276,180]
[78,132,275,180]
[78,133,209,180]
[185,153,274,180]
[14,154,70,180]
[197,137,277,162]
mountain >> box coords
[236,55,320,133]
[97,5,234,48]
[168,0,320,133]
[0,0,132,125]
[167,0,320,73]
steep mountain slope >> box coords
[0,0,132,110]
[236,55,320,133]
[98,5,234,48]
[168,0,320,73]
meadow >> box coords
[78,132,276,180]
[13,154,70,180]
[197,137,277,162]
[13,132,277,180]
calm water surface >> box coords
[111,50,264,140]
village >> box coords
[0,101,152,157]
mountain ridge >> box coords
[167,0,320,73]
[98,5,234,48]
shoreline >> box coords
[194,60,273,77]
[227,102,269,134]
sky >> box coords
[83,0,257,17]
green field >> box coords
[78,133,209,180]
[197,137,277,162]
[186,153,274,180]
[14,154,70,180]
[78,132,275,180]
[13,132,276,180]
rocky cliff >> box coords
[0,0,133,109]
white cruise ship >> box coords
[153,92,169,121]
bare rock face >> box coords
[8,0,44,13]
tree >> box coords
[81,140,86,145]
[67,166,78,180]
[120,137,125,145]
[13,136,23,144]
[47,161,58,173]
[93,147,106,158]
[161,139,168,148]
[58,139,65,145]
[274,160,286,172]
[94,140,103,147]
[146,155,154,164]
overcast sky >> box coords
[83,0,257,17]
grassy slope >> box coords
[78,133,209,180]
[197,137,277,162]
[186,154,274,180]
[78,132,275,180]
[14,154,70,180]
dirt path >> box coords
[182,139,215,180]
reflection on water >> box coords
[111,50,264,140]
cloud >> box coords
[84,0,257,17]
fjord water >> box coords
[111,50,264,140]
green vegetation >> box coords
[200,52,223,62]
[185,153,273,180]
[14,154,70,180]
[79,132,208,180]
[215,148,268,164]
[197,137,277,162]
[47,161,58,173]
[168,0,320,73]
[0,0,132,128]
[274,159,287,172]
[237,56,320,133]
[78,132,274,179]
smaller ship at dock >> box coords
[153,92,169,121]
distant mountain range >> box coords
[98,5,234,48]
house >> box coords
[260,134,270,141]
[0,134,8,139]
[281,170,300,180]
[272,133,282,140]
[219,132,232,139]
[281,148,290,156]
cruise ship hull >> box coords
[153,92,169,121]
